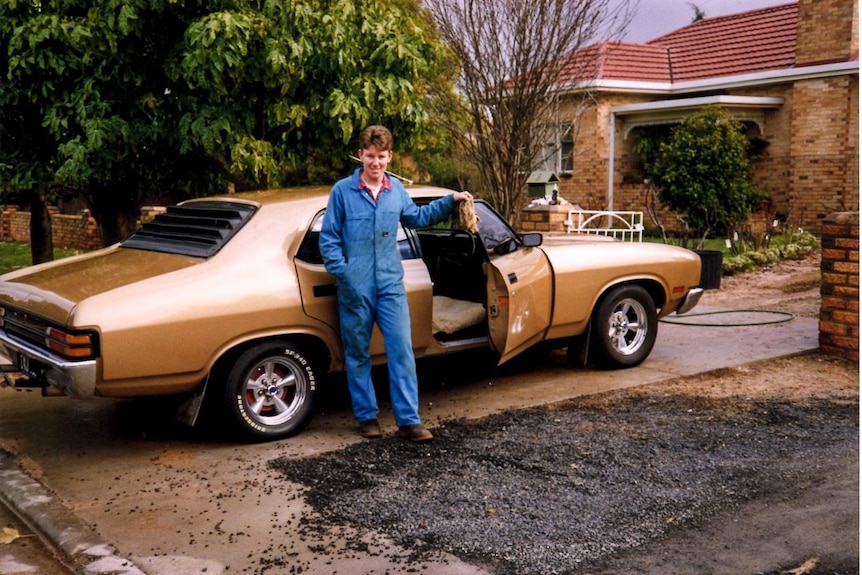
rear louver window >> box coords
[122,202,257,258]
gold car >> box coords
[0,186,702,440]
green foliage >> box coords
[169,0,448,189]
[722,228,818,275]
[640,106,768,249]
[0,0,451,244]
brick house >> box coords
[535,0,858,235]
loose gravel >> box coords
[270,387,858,575]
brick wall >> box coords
[51,208,102,250]
[790,76,860,232]
[0,206,169,250]
[796,0,857,66]
[819,211,859,361]
[1,207,28,243]
[1,206,101,250]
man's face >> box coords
[358,145,392,181]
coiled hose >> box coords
[660,309,795,327]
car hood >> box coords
[0,247,199,324]
[539,239,701,282]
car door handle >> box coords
[312,284,337,298]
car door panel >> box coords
[294,214,433,366]
[485,247,553,364]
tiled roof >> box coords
[562,2,799,84]
[650,2,798,81]
[560,42,671,83]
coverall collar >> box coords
[359,168,393,203]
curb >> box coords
[0,448,148,575]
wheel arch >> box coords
[594,277,666,313]
[208,333,333,387]
[566,278,666,368]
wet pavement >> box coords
[0,307,820,575]
[0,489,72,574]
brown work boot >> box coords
[358,419,382,439]
[398,423,434,443]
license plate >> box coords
[15,352,43,380]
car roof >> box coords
[182,184,457,208]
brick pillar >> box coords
[0,206,15,240]
[819,211,859,361]
[82,210,101,250]
[520,204,571,233]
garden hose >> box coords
[660,309,795,327]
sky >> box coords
[617,0,793,42]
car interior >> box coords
[296,199,522,342]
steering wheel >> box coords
[448,230,478,259]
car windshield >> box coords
[416,199,520,253]
[122,202,257,258]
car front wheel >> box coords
[223,341,317,441]
[591,285,657,368]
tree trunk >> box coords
[86,183,142,247]
[29,191,53,265]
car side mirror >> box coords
[493,238,518,255]
[522,233,543,248]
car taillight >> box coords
[45,327,96,359]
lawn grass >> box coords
[0,241,85,275]
[642,236,729,253]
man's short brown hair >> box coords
[359,125,393,151]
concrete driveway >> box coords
[0,309,819,575]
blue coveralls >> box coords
[319,167,455,426]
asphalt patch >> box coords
[270,391,858,575]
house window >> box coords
[535,124,574,174]
[560,124,574,173]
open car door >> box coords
[485,241,553,364]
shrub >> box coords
[721,228,817,276]
[638,106,768,249]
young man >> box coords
[319,125,471,443]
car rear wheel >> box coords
[590,285,657,368]
[223,341,317,441]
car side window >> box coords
[474,202,521,254]
[295,213,325,264]
[295,211,419,264]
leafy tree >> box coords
[1,0,448,252]
[172,0,448,188]
[0,0,215,249]
[644,106,768,249]
[423,0,634,224]
[0,106,58,264]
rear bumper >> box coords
[0,331,96,398]
[675,287,704,315]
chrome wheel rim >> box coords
[606,297,648,356]
[242,355,307,426]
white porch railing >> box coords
[564,210,644,242]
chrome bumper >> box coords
[0,331,96,398]
[675,287,704,315]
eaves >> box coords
[556,60,859,96]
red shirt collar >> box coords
[359,169,393,193]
